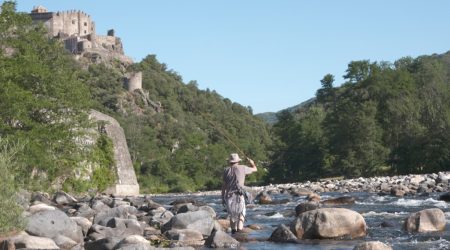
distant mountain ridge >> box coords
[256,98,315,124]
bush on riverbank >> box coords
[0,139,24,235]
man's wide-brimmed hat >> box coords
[228,153,242,163]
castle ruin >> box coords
[30,6,142,92]
[30,6,129,63]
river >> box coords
[151,191,450,250]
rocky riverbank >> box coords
[250,171,450,198]
[2,171,450,249]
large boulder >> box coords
[404,208,446,233]
[291,208,367,239]
[0,232,59,250]
[353,241,392,250]
[26,210,83,243]
[161,210,214,237]
[206,230,239,248]
[268,224,298,243]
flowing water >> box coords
[151,191,450,249]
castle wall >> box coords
[46,11,95,37]
[94,35,124,54]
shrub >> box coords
[0,138,25,235]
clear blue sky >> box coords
[16,1,450,113]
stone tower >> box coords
[125,72,143,92]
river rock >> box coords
[206,230,239,248]
[248,224,264,230]
[94,205,138,224]
[112,199,131,207]
[53,234,78,249]
[31,191,53,205]
[85,236,122,250]
[217,219,230,231]
[295,201,320,216]
[149,207,174,228]
[353,241,392,250]
[170,198,206,207]
[258,191,273,204]
[71,216,93,236]
[390,186,406,197]
[177,203,199,214]
[75,203,96,219]
[291,208,367,239]
[289,187,313,196]
[165,229,204,246]
[404,208,446,233]
[408,175,425,185]
[307,193,321,202]
[106,217,144,236]
[54,190,78,205]
[26,209,83,243]
[322,196,355,205]
[437,172,450,184]
[380,221,395,228]
[269,224,298,243]
[0,232,59,250]
[161,210,214,237]
[115,235,152,250]
[28,203,56,214]
[198,206,216,218]
[92,199,111,211]
[88,224,123,241]
[123,196,146,208]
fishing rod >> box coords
[200,112,249,159]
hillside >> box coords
[0,3,272,194]
[256,98,315,124]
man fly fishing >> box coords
[221,153,257,234]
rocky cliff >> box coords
[89,110,139,196]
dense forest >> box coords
[268,54,450,183]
